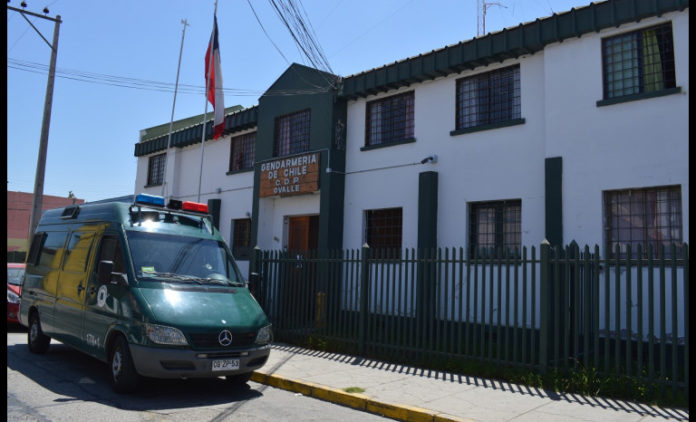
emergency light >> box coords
[134,194,208,215]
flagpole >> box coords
[162,18,189,200]
[197,0,218,203]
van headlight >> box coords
[145,323,188,346]
[7,289,20,304]
[255,325,273,345]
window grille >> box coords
[147,153,166,186]
[456,65,520,130]
[469,200,521,257]
[365,92,414,147]
[365,208,402,257]
[274,109,311,157]
[232,218,252,260]
[602,22,676,99]
[229,132,256,171]
[604,186,682,258]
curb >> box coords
[251,371,473,422]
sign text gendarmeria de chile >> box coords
[259,152,320,197]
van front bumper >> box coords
[129,343,271,379]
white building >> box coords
[134,0,689,276]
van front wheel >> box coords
[109,335,139,394]
[28,312,50,354]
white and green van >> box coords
[18,194,271,393]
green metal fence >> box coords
[252,242,688,398]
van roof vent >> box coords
[61,205,80,219]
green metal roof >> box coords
[339,0,689,99]
[139,105,243,142]
[134,105,258,157]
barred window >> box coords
[231,218,252,260]
[604,186,682,258]
[229,132,256,172]
[274,109,310,157]
[365,208,402,257]
[147,153,166,186]
[456,65,520,130]
[469,200,521,258]
[602,23,676,99]
[365,92,414,147]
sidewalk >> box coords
[251,343,688,422]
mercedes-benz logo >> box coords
[218,329,233,346]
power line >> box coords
[7,57,331,97]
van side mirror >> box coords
[98,260,114,284]
[98,260,128,286]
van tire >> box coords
[225,372,252,387]
[109,335,139,394]
[28,312,51,354]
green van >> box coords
[18,194,272,393]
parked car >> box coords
[7,262,25,324]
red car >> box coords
[7,262,25,325]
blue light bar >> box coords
[135,193,165,207]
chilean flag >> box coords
[205,14,224,139]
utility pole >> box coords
[7,4,62,243]
[477,0,507,37]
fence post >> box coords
[359,244,370,355]
[540,239,550,373]
[249,246,262,300]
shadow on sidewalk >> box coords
[271,343,689,421]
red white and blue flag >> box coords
[205,14,224,139]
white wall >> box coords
[543,11,690,251]
[342,10,689,254]
[343,55,549,250]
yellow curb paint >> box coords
[366,399,437,422]
[434,414,476,422]
[252,371,462,422]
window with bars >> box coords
[231,218,252,260]
[456,65,521,131]
[274,109,311,157]
[365,208,402,257]
[602,22,676,100]
[365,92,414,147]
[229,132,256,172]
[469,200,521,258]
[147,153,166,186]
[604,186,682,259]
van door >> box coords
[53,228,97,347]
[82,232,127,360]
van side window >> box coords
[38,231,69,269]
[63,231,96,272]
[27,232,47,265]
[98,236,125,273]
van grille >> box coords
[188,332,255,349]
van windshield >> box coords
[125,231,244,286]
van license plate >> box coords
[212,359,240,372]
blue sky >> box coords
[7,0,592,202]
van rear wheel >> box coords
[28,312,50,354]
[109,335,139,394]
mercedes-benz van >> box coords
[18,194,272,393]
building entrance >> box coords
[282,215,319,331]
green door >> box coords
[53,228,96,347]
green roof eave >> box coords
[139,105,243,142]
[339,0,689,99]
[134,106,258,157]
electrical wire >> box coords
[7,57,332,97]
